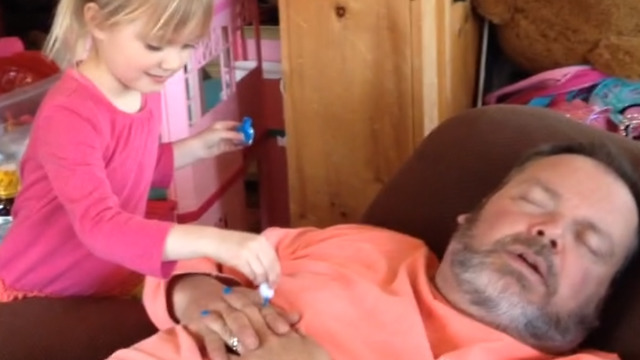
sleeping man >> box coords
[109,142,640,360]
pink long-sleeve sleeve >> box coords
[0,69,177,298]
[151,143,174,189]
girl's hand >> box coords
[203,230,281,287]
[164,226,280,287]
[172,120,247,169]
[193,120,246,159]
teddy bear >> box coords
[472,0,640,80]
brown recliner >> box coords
[0,296,156,360]
[362,104,640,359]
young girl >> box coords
[0,0,280,302]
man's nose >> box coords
[529,217,565,250]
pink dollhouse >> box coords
[149,0,288,230]
[0,0,289,234]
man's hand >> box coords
[229,304,331,360]
[171,274,299,360]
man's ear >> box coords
[84,2,108,40]
[457,213,470,225]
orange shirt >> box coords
[110,225,617,360]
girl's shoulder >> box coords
[31,70,117,141]
[39,69,104,114]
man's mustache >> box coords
[488,234,557,286]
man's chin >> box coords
[464,269,546,306]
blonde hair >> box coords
[44,0,214,67]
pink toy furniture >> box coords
[255,61,290,228]
[151,0,267,230]
[247,27,291,228]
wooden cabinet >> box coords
[279,0,481,226]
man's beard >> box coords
[447,213,601,353]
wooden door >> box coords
[280,0,480,227]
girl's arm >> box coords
[32,106,277,283]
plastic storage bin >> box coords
[0,73,59,244]
[0,74,59,130]
[0,74,59,162]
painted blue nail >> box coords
[223,286,233,294]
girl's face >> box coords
[89,11,201,93]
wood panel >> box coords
[415,0,481,144]
[439,0,481,121]
[280,0,416,227]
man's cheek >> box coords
[553,266,595,311]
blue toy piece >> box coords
[238,116,255,145]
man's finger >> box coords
[233,303,271,338]
[261,306,294,334]
[186,321,229,360]
[222,307,260,350]
[223,291,269,334]
[205,300,259,351]
[202,332,231,360]
[224,288,262,308]
[201,311,240,357]
[273,306,301,325]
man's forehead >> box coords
[508,154,615,184]
[502,154,639,248]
